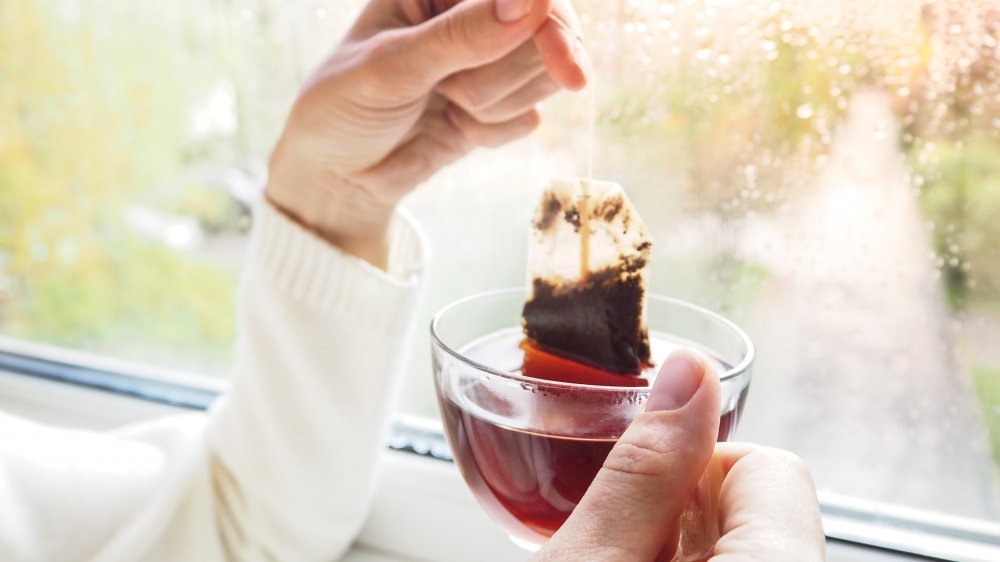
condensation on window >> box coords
[1,0,998,522]
[551,0,1000,521]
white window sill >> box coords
[0,361,996,562]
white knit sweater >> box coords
[0,200,426,562]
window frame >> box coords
[0,337,997,562]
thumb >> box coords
[536,350,722,561]
[379,0,553,90]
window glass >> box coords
[0,0,357,373]
[2,0,999,524]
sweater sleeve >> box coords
[203,199,426,561]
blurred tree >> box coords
[0,0,235,371]
[904,1,1000,306]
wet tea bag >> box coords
[521,177,653,375]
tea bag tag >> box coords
[522,177,653,375]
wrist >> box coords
[265,169,395,271]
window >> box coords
[2,0,999,557]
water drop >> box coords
[796,103,814,119]
[696,48,712,60]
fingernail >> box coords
[646,350,706,412]
[496,0,534,22]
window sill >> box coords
[0,343,997,562]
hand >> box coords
[266,0,589,268]
[533,352,825,562]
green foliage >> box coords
[573,12,872,220]
[165,184,248,234]
[5,241,234,351]
[0,0,236,371]
[971,366,1000,468]
[911,137,1000,306]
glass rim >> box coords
[430,287,755,391]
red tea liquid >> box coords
[440,333,740,544]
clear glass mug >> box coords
[431,288,754,558]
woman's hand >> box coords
[267,0,588,268]
[533,352,825,562]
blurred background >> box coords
[1,0,999,524]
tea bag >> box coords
[521,177,653,375]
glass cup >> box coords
[431,288,754,556]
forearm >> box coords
[205,199,424,561]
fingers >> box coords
[358,104,540,196]
[437,32,571,124]
[373,0,554,94]
[448,104,541,147]
[710,444,825,562]
[535,350,722,562]
[534,1,589,90]
[475,73,559,123]
[438,41,546,115]
[450,71,560,124]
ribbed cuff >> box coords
[248,199,427,323]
